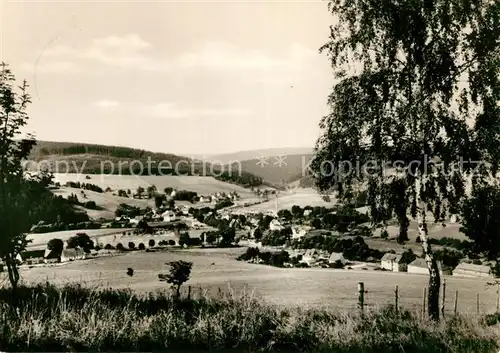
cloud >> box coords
[92,99,121,108]
[24,34,319,74]
[144,102,251,119]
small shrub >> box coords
[128,242,136,250]
[138,243,146,250]
[104,244,114,250]
[116,243,124,251]
[168,239,176,246]
[472,259,482,265]
[416,236,421,243]
[381,230,389,239]
[148,239,155,247]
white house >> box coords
[328,252,346,266]
[199,195,212,203]
[380,253,407,272]
[407,258,442,275]
[269,219,284,231]
[301,249,318,265]
[452,262,493,278]
[161,210,179,222]
[60,248,86,263]
[292,226,312,239]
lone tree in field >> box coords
[0,63,36,291]
[158,260,192,299]
[47,238,64,260]
[312,0,499,320]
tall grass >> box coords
[0,283,498,352]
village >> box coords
[8,181,496,283]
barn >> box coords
[452,263,493,278]
[60,248,86,263]
[407,258,443,275]
[380,253,407,272]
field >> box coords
[14,248,498,315]
[26,228,137,250]
[235,188,336,213]
[52,173,257,198]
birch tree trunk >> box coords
[415,172,441,321]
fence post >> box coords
[358,282,365,314]
[207,316,211,351]
[188,285,191,300]
[441,279,446,317]
[395,285,399,314]
[476,293,480,315]
[497,283,499,313]
[422,287,427,319]
[454,290,458,315]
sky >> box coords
[1,0,334,156]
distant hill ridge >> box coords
[28,141,264,188]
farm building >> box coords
[60,248,86,263]
[452,263,493,278]
[407,258,442,275]
[269,219,284,231]
[301,249,318,265]
[380,253,408,272]
[328,252,346,265]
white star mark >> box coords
[274,155,287,168]
[255,156,269,168]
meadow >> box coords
[26,228,136,250]
[13,248,499,316]
[52,173,257,198]
[1,282,498,352]
[236,188,336,213]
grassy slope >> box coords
[0,282,498,352]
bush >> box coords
[104,244,114,250]
[148,239,155,247]
[128,242,136,250]
[330,260,344,269]
[168,239,176,246]
[381,230,389,239]
[138,243,146,250]
[116,243,124,251]
[416,236,421,243]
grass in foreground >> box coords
[0,283,498,352]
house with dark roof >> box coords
[381,253,408,272]
[452,262,493,278]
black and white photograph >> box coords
[0,0,499,351]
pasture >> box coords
[52,173,257,197]
[236,188,337,213]
[15,248,498,315]
[26,228,136,250]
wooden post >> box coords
[454,290,458,315]
[188,286,191,300]
[422,287,427,319]
[476,293,480,315]
[207,316,211,351]
[358,282,365,314]
[441,279,446,317]
[497,284,499,313]
[395,285,399,314]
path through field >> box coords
[14,248,497,315]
